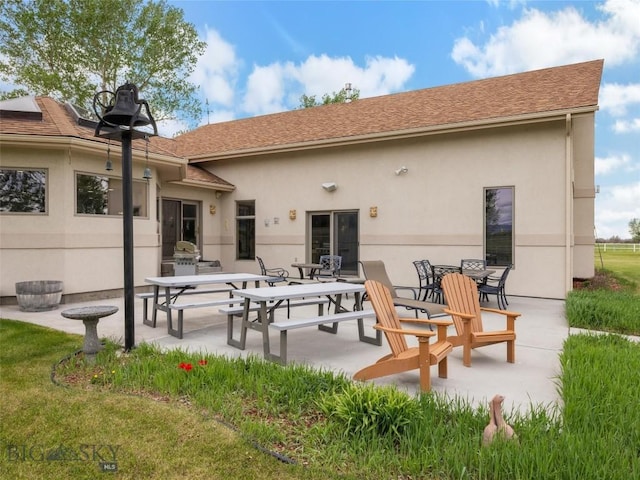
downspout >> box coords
[565,114,573,296]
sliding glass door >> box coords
[161,199,200,260]
[308,211,359,275]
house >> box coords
[0,59,603,303]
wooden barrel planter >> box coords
[15,280,64,311]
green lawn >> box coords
[565,249,640,335]
[593,247,640,292]
[0,320,315,480]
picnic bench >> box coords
[230,282,381,365]
[137,286,234,323]
[269,309,376,364]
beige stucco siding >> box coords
[0,114,595,301]
[0,143,161,296]
[572,113,596,280]
[207,120,576,299]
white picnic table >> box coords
[144,273,273,338]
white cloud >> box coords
[157,118,189,138]
[240,54,415,116]
[452,0,640,77]
[613,118,640,133]
[190,27,416,119]
[191,28,240,108]
[595,181,640,239]
[241,63,290,115]
[595,153,632,175]
[600,83,640,117]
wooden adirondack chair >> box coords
[353,280,453,391]
[441,273,521,367]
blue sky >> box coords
[166,0,639,240]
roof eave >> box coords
[0,133,188,168]
[188,105,598,163]
[168,179,236,192]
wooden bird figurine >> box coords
[482,395,498,446]
[482,394,517,446]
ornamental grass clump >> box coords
[319,382,422,440]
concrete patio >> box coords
[0,290,569,416]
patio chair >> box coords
[461,258,489,287]
[256,256,289,286]
[413,259,436,301]
[360,260,445,318]
[316,255,342,280]
[461,258,487,272]
[441,273,520,367]
[256,256,297,317]
[353,280,453,392]
[478,264,512,310]
[430,264,462,304]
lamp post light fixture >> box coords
[93,83,157,351]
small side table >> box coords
[61,306,119,359]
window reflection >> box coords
[485,187,514,266]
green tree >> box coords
[0,0,206,124]
[629,218,640,242]
[298,86,360,108]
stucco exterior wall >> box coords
[207,119,579,299]
[572,113,596,280]
[0,143,160,297]
[1,113,596,301]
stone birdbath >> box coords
[61,306,119,360]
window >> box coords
[0,168,47,213]
[484,187,514,266]
[236,200,255,260]
[76,173,148,217]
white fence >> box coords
[595,243,640,252]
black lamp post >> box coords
[93,83,157,351]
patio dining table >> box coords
[430,265,495,303]
[291,262,322,279]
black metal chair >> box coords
[413,259,436,301]
[461,258,486,272]
[461,258,488,286]
[430,264,462,304]
[256,256,299,317]
[478,264,512,310]
[256,256,289,286]
[316,255,342,280]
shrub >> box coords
[319,383,422,439]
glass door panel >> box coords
[162,200,180,259]
[310,214,330,263]
[182,203,198,245]
[334,212,358,275]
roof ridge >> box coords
[175,59,603,159]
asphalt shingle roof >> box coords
[175,59,603,160]
[2,59,603,177]
[0,96,178,158]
